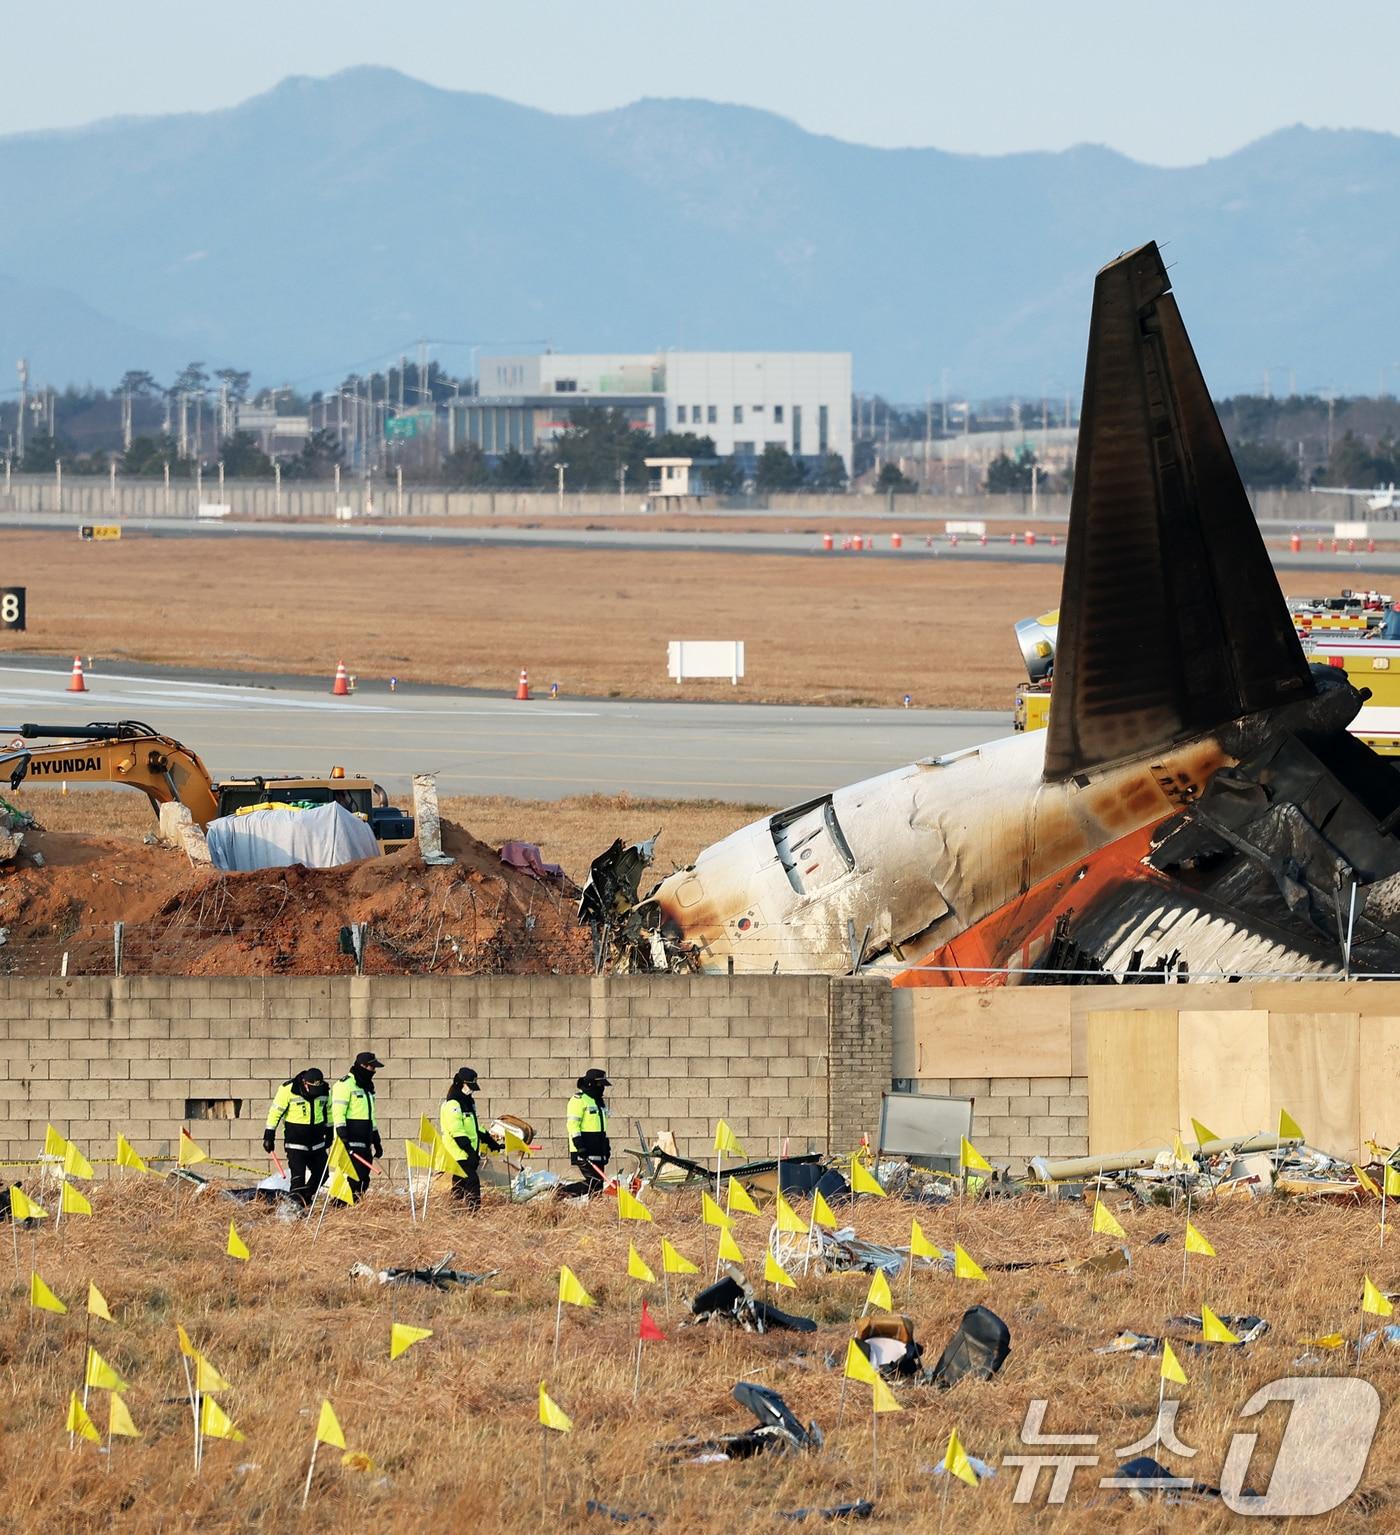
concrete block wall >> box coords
[912,1074,1090,1162]
[0,974,856,1173]
[827,979,891,1151]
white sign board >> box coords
[197,503,231,519]
[945,519,986,536]
[668,640,745,685]
[1335,521,1369,539]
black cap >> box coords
[580,1067,612,1088]
[454,1065,480,1086]
[354,1051,385,1069]
[299,1066,327,1083]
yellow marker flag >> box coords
[662,1239,700,1275]
[618,1187,653,1223]
[115,1135,148,1173]
[960,1136,992,1173]
[1279,1108,1304,1141]
[1160,1340,1189,1387]
[1201,1304,1241,1343]
[10,1187,47,1222]
[175,1327,232,1392]
[60,1181,92,1217]
[943,1426,980,1487]
[713,1119,744,1157]
[764,1251,796,1289]
[85,1346,128,1392]
[30,1272,66,1314]
[1190,1117,1217,1146]
[953,1242,987,1282]
[727,1178,761,1217]
[539,1382,573,1433]
[200,1395,244,1442]
[43,1124,68,1159]
[404,1140,434,1170]
[627,1244,656,1284]
[1092,1201,1126,1239]
[774,1194,808,1235]
[844,1338,880,1385]
[1355,1164,1382,1198]
[1171,1134,1189,1165]
[866,1268,893,1312]
[717,1226,745,1265]
[316,1399,346,1450]
[850,1158,886,1198]
[1301,1332,1346,1350]
[67,1391,101,1445]
[328,1138,356,1177]
[1184,1220,1216,1257]
[559,1265,595,1308]
[871,1375,902,1413]
[87,1282,112,1322]
[1386,1165,1400,1200]
[327,1170,356,1205]
[63,1140,94,1180]
[701,1192,731,1229]
[178,1130,207,1167]
[1363,1276,1394,1317]
[418,1115,440,1146]
[108,1394,140,1440]
[432,1139,465,1177]
[812,1190,840,1229]
[501,1124,529,1156]
[910,1218,939,1260]
[390,1323,433,1360]
[226,1221,250,1261]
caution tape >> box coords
[0,1154,265,1177]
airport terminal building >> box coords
[451,350,852,473]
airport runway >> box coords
[0,660,1009,803]
[9,510,1400,573]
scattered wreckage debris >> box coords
[689,1272,818,1334]
[349,1254,496,1290]
[852,1315,923,1379]
[776,1500,875,1523]
[929,1306,1011,1390]
[585,1501,656,1526]
[1096,1314,1270,1357]
[579,836,699,974]
[667,1382,823,1462]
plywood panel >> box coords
[1357,1016,1400,1150]
[897,990,1071,1079]
[1269,1013,1360,1158]
[1177,1010,1271,1141]
[1086,1009,1179,1154]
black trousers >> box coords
[286,1143,327,1207]
[449,1145,482,1209]
[568,1154,607,1195]
[343,1136,373,1200]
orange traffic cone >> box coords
[66,655,87,693]
[331,660,350,697]
[516,668,531,701]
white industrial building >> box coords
[454,350,852,472]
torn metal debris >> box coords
[579,836,699,974]
[349,1254,496,1290]
[689,1272,817,1334]
[666,1382,823,1462]
[928,1306,1011,1390]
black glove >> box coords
[336,1127,350,1145]
[371,1133,383,1159]
[483,1131,502,1153]
[262,1129,276,1154]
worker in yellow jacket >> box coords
[439,1065,501,1209]
[565,1067,612,1193]
[262,1066,330,1206]
[330,1050,384,1200]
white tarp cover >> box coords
[205,801,379,872]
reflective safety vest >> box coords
[567,1093,608,1143]
[331,1074,377,1134]
[440,1097,481,1153]
[265,1081,329,1133]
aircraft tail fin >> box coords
[1044,241,1314,782]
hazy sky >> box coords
[3,1,1397,165]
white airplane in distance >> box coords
[1312,484,1400,513]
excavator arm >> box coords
[0,721,221,826]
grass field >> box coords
[6,790,758,886]
[3,1173,1396,1532]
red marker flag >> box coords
[638,1300,666,1343]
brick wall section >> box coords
[827,978,892,1153]
[914,1074,1090,1163]
[0,975,835,1173]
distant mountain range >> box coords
[0,68,1395,399]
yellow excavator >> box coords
[0,720,414,851]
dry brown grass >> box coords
[4,789,759,886]
[3,1176,1399,1532]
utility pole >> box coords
[556,461,568,512]
[618,462,627,513]
[924,392,932,488]
[15,359,27,463]
[121,388,133,451]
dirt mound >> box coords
[0,821,594,977]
